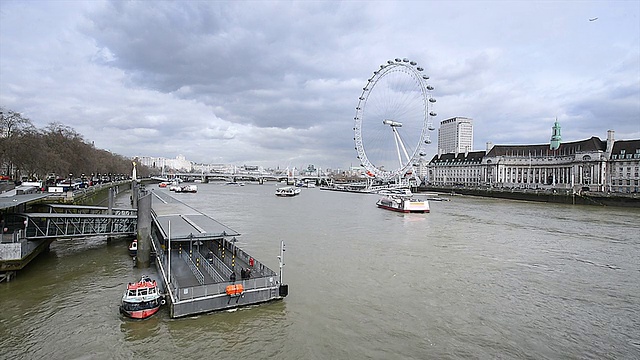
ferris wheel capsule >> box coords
[417,67,423,71]
[410,61,417,65]
[395,58,402,62]
[427,85,434,90]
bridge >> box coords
[153,171,332,186]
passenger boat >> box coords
[120,275,164,319]
[376,194,430,213]
[128,239,137,257]
[275,186,301,197]
[178,184,198,193]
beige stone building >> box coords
[426,127,640,194]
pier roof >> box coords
[150,190,240,241]
[0,193,49,210]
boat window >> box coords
[139,288,148,296]
[128,290,136,296]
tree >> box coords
[1,106,157,182]
[0,107,34,178]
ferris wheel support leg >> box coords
[392,128,404,169]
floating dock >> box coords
[147,190,287,318]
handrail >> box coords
[181,251,204,285]
[175,275,279,301]
[196,251,225,282]
[210,251,233,279]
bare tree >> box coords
[1,108,34,177]
[1,106,159,182]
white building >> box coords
[135,155,193,172]
[437,116,473,155]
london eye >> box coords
[353,58,436,186]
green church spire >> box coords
[550,118,561,150]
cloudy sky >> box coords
[1,1,638,170]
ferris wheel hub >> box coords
[382,119,403,127]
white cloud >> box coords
[1,0,638,170]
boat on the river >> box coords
[275,186,301,197]
[376,194,430,213]
[120,275,164,319]
[128,239,137,256]
[176,184,198,193]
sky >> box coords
[1,0,639,171]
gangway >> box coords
[19,212,137,239]
[1,204,137,278]
[44,204,137,216]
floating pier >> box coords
[145,189,288,318]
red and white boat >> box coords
[376,194,430,213]
[120,275,164,319]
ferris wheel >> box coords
[353,58,436,182]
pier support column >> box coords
[131,181,139,209]
[136,193,152,268]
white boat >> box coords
[296,180,316,188]
[128,239,137,256]
[377,188,413,196]
[180,184,197,193]
[376,194,430,213]
[275,186,301,197]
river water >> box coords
[1,183,639,359]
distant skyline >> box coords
[1,1,638,170]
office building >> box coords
[437,117,473,155]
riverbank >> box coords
[418,186,640,207]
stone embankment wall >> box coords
[418,186,640,208]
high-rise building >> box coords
[437,117,473,155]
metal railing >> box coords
[175,275,279,301]
[195,251,226,283]
[181,250,204,285]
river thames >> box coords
[1,183,639,359]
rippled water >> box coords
[1,183,639,359]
